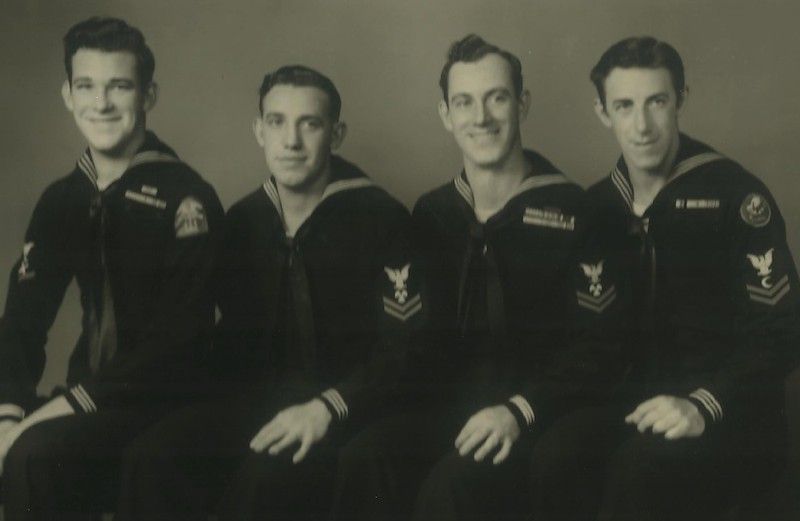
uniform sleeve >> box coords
[686,186,800,426]
[0,186,73,412]
[67,182,225,412]
[319,207,426,423]
[513,201,630,431]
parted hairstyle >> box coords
[590,36,685,108]
[439,34,524,104]
[258,65,342,121]
[63,17,155,88]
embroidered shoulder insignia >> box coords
[745,248,789,305]
[175,197,209,238]
[576,259,615,313]
[740,193,771,228]
[17,242,35,281]
[382,263,421,321]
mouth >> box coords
[277,156,307,163]
[632,139,657,147]
[88,117,122,124]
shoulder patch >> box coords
[576,259,616,313]
[17,242,35,281]
[745,248,790,305]
[740,193,771,228]
[174,196,209,238]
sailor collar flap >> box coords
[76,132,181,188]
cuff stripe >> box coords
[509,395,535,426]
[70,385,97,413]
[0,404,25,419]
[322,389,348,420]
[690,388,722,421]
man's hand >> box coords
[455,405,520,465]
[625,395,706,440]
[0,396,74,475]
[249,399,332,463]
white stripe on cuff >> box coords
[0,403,25,419]
[322,388,348,420]
[509,394,535,426]
[690,388,723,421]
[70,385,97,413]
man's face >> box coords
[596,67,682,174]
[253,85,345,190]
[62,49,155,156]
[439,53,529,170]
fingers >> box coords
[664,419,690,440]
[652,410,680,434]
[454,418,477,449]
[458,428,489,457]
[493,438,512,465]
[249,420,282,453]
[268,430,300,456]
[625,397,660,424]
[293,433,313,464]
[473,432,500,462]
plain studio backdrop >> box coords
[0,0,798,407]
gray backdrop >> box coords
[1,0,798,397]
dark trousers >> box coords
[1,405,169,521]
[529,405,787,521]
[116,394,345,521]
[331,408,532,521]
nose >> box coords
[93,88,112,111]
[633,105,652,134]
[474,100,491,126]
[283,123,302,149]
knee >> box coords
[4,423,58,474]
[420,451,481,493]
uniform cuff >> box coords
[0,403,25,421]
[320,388,348,421]
[64,384,97,414]
[507,394,535,429]
[688,387,723,423]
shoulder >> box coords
[412,180,457,217]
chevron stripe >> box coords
[577,286,617,313]
[383,295,422,321]
[748,283,790,306]
[746,275,789,297]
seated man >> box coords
[0,17,223,520]
[115,65,423,521]
[529,36,800,521]
[331,34,623,521]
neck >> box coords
[276,162,332,236]
[626,134,680,209]
[91,127,147,190]
[464,144,530,222]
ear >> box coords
[593,98,612,128]
[517,89,531,121]
[330,121,347,150]
[61,80,74,112]
[252,116,265,147]
[142,82,158,112]
[437,99,453,132]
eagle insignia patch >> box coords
[576,260,616,313]
[745,248,789,305]
[382,263,421,322]
[175,197,208,238]
[17,242,35,281]
[740,193,771,228]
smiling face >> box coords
[596,66,682,176]
[62,49,155,157]
[253,84,345,191]
[439,53,529,170]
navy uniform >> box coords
[331,150,625,521]
[529,134,800,521]
[116,155,424,521]
[0,131,223,519]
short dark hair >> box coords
[590,36,685,108]
[258,65,342,121]
[63,17,155,88]
[439,34,523,104]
